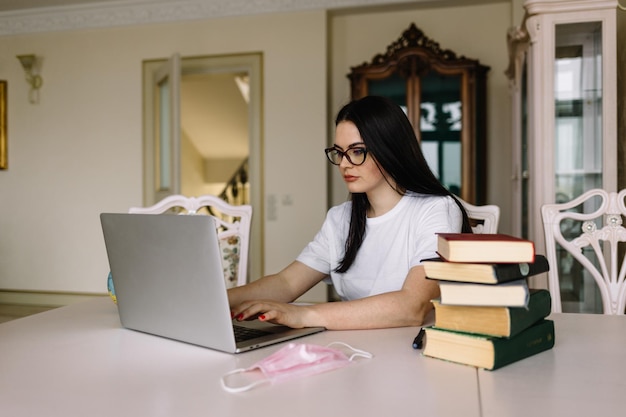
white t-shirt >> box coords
[296,193,463,301]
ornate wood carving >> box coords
[349,23,488,99]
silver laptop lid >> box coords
[100,213,238,352]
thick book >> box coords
[432,289,552,337]
[438,278,529,307]
[423,319,555,370]
[423,254,549,284]
[436,233,535,263]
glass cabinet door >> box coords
[419,72,462,194]
[553,22,604,313]
[367,73,408,110]
[554,22,603,204]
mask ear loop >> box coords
[327,341,374,360]
[220,367,271,393]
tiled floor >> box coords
[0,304,57,324]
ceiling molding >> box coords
[0,0,418,36]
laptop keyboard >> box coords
[233,325,273,343]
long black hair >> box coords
[334,96,472,273]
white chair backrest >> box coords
[128,194,252,288]
[541,188,626,314]
[459,199,500,234]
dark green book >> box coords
[423,319,555,370]
[432,289,552,337]
[423,254,550,284]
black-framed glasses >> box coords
[324,147,368,166]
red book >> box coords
[436,233,535,263]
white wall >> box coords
[0,11,327,300]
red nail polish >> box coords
[259,315,266,321]
[236,314,244,320]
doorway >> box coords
[142,53,263,281]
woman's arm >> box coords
[227,261,327,310]
[231,264,439,330]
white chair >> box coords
[541,188,626,314]
[108,194,252,302]
[459,199,500,234]
[127,194,252,288]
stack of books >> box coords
[421,233,555,370]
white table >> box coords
[478,313,626,416]
[0,298,480,417]
[4,298,625,417]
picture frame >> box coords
[0,80,6,170]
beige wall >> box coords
[0,2,520,304]
[0,11,327,300]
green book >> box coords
[432,289,552,338]
[423,319,555,370]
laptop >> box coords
[100,213,325,353]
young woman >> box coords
[228,96,471,330]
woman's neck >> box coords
[366,187,403,218]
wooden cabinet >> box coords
[348,23,490,204]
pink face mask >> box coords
[221,342,373,392]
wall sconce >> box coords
[16,54,43,104]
